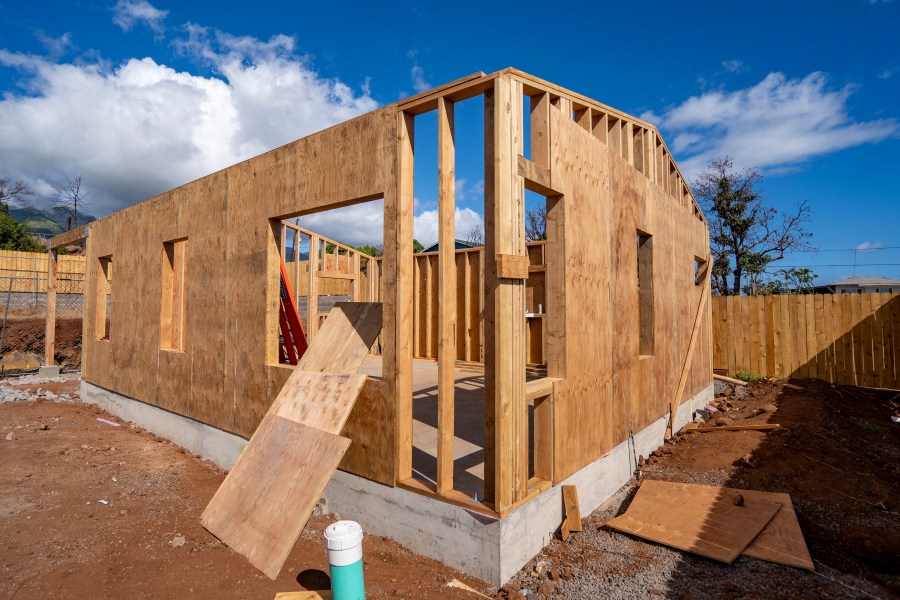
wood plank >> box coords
[496,253,529,279]
[200,415,351,579]
[274,592,332,600]
[307,236,320,341]
[690,424,780,432]
[44,249,56,365]
[560,484,582,540]
[804,294,816,379]
[814,294,827,380]
[831,296,844,384]
[296,302,382,374]
[268,371,367,434]
[740,490,814,570]
[872,294,886,389]
[606,479,782,564]
[436,97,456,494]
[49,225,89,249]
[517,155,558,196]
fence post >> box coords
[45,248,57,366]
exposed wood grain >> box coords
[296,302,382,374]
[711,293,900,386]
[268,371,366,434]
[606,479,782,564]
[200,415,351,579]
[436,97,456,494]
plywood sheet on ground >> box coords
[741,490,814,570]
[268,371,367,435]
[606,479,781,563]
[200,415,351,579]
[298,302,382,374]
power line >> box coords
[788,246,900,253]
[769,263,900,268]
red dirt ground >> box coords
[0,317,82,369]
[0,383,490,600]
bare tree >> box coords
[0,178,34,213]
[693,157,814,296]
[525,205,546,242]
[465,225,484,246]
[52,173,90,231]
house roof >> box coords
[827,275,900,287]
[421,239,480,253]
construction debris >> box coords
[606,479,813,569]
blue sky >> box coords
[1,0,898,284]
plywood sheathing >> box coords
[606,479,782,564]
[83,108,395,439]
[200,415,351,579]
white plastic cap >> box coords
[324,520,363,552]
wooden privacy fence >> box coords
[0,249,85,294]
[712,293,900,389]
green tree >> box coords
[693,157,814,296]
[0,211,45,252]
[355,244,382,257]
[413,239,424,254]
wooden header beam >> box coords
[49,225,89,250]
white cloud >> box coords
[0,29,378,216]
[855,241,886,251]
[652,72,899,178]
[414,207,484,248]
[294,202,486,251]
[112,0,169,35]
[878,68,895,80]
[411,64,430,93]
[299,201,385,247]
[721,59,744,73]
[455,177,485,202]
[35,31,74,58]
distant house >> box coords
[818,275,900,294]
[421,239,481,253]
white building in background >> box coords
[824,275,900,294]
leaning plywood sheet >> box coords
[606,479,782,563]
[741,491,814,570]
[298,302,383,374]
[201,414,351,579]
[268,371,367,435]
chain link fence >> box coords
[0,253,84,372]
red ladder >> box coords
[278,256,308,364]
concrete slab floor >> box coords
[357,356,543,501]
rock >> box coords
[560,567,575,580]
[171,535,186,548]
[537,582,555,596]
[649,589,665,596]
[733,494,745,506]
[507,592,527,600]
[548,567,560,581]
[733,454,758,469]
[714,416,734,427]
[534,560,549,573]
[40,424,50,431]
[5,432,14,441]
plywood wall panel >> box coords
[82,108,396,444]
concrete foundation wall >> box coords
[80,379,713,586]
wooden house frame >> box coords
[51,68,713,584]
